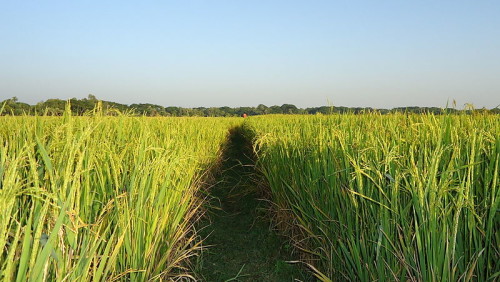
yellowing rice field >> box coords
[1,109,498,281]
[0,109,240,281]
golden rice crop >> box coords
[0,107,240,281]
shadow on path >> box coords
[197,126,310,282]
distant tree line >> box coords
[1,95,498,116]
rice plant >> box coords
[0,106,240,281]
[2,106,498,281]
[249,113,499,281]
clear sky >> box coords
[1,1,499,108]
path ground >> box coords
[196,126,312,281]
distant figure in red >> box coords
[242,113,248,118]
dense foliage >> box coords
[2,96,498,116]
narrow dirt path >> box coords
[197,126,310,281]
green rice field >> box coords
[1,108,498,281]
[249,114,499,281]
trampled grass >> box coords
[248,113,499,281]
[0,108,240,281]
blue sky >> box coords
[0,1,499,108]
